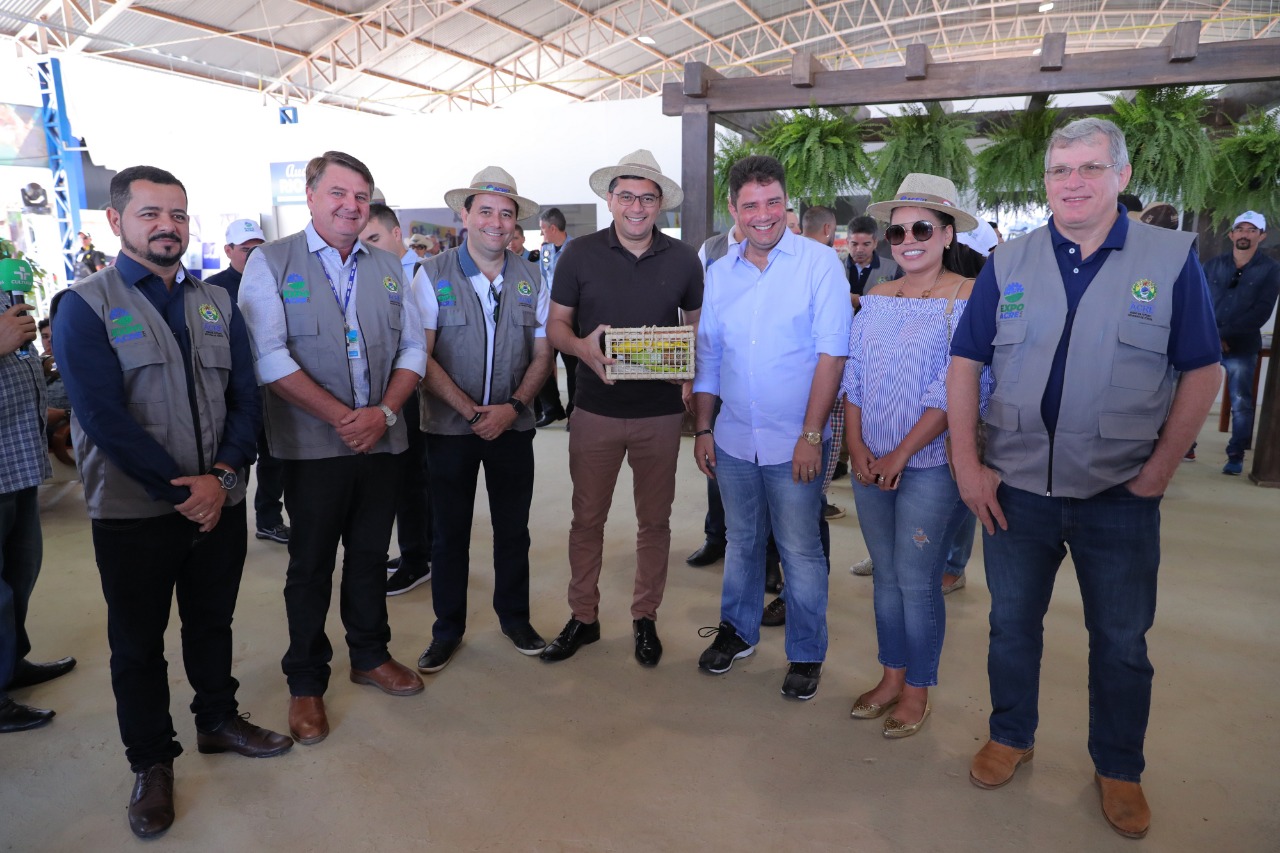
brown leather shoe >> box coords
[288,695,329,745]
[1096,774,1151,839]
[350,658,424,696]
[128,760,175,838]
[197,713,294,757]
[969,739,1034,789]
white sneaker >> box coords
[850,557,874,576]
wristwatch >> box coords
[208,467,238,490]
[801,431,822,447]
[378,404,397,426]
[507,397,527,415]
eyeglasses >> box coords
[885,220,937,245]
[611,191,661,209]
[1044,163,1118,182]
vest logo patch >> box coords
[384,275,402,306]
[516,280,534,306]
[1000,282,1025,319]
[108,308,145,343]
[436,282,456,307]
[1131,279,1157,302]
[199,303,225,336]
[283,273,309,304]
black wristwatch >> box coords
[507,397,526,414]
[208,467,238,491]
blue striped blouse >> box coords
[841,293,986,469]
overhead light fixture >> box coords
[637,35,656,45]
[1038,2,1054,11]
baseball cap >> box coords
[225,219,266,246]
[1233,211,1266,231]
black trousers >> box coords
[426,429,535,642]
[93,503,246,772]
[252,427,286,529]
[281,453,401,696]
[393,394,433,567]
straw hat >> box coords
[865,173,978,233]
[443,167,539,221]
[588,149,684,211]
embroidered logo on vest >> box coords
[199,303,225,336]
[108,308,146,343]
[1128,279,1158,319]
[384,276,402,305]
[516,280,534,306]
[283,274,310,304]
[436,282,456,307]
[999,282,1025,320]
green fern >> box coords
[871,103,975,200]
[1108,86,1214,211]
[756,106,872,205]
[1206,109,1280,229]
[975,100,1061,212]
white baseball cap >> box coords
[1233,211,1266,231]
[225,219,266,246]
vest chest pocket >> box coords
[388,300,403,331]
[514,305,539,328]
[991,319,1027,383]
[114,339,168,403]
[284,304,318,337]
[437,307,467,327]
[195,340,233,373]
[1111,320,1170,391]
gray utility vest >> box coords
[702,232,731,270]
[71,268,248,518]
[418,248,542,435]
[254,232,408,460]
[985,221,1195,498]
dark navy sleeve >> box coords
[214,301,261,471]
[1168,247,1223,373]
[949,260,1000,364]
[54,291,190,504]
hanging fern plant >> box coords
[1206,108,1280,229]
[712,131,761,220]
[756,106,872,206]
[871,103,975,200]
[974,100,1060,213]
[1108,86,1214,212]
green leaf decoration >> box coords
[712,131,761,220]
[871,103,975,201]
[975,100,1061,213]
[756,105,872,205]
[1107,86,1214,212]
[1206,108,1280,229]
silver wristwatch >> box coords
[378,404,397,427]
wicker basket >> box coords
[604,325,695,381]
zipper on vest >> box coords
[1045,431,1054,497]
[184,327,206,469]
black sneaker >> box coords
[417,638,461,673]
[697,621,754,674]
[387,564,431,596]
[501,623,546,656]
[255,523,290,544]
[781,662,822,700]
[761,596,786,627]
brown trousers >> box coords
[566,408,684,622]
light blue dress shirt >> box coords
[694,229,852,466]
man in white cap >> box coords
[541,149,703,668]
[1204,211,1280,475]
[206,219,266,300]
[411,167,552,673]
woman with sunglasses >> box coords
[841,173,986,738]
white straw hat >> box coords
[443,167,539,221]
[588,149,684,212]
[866,174,978,233]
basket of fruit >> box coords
[604,325,695,380]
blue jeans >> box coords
[852,464,967,687]
[716,442,828,663]
[1222,350,1258,461]
[946,513,977,577]
[0,487,42,702]
[983,483,1160,782]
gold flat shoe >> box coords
[883,704,931,738]
[850,694,900,720]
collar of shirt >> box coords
[113,253,188,289]
[606,223,668,259]
[457,239,508,287]
[1048,203,1129,256]
[729,225,800,269]
[305,221,367,264]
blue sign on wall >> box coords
[270,161,308,205]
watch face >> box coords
[216,470,238,489]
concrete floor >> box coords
[4,414,1279,852]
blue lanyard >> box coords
[315,251,358,320]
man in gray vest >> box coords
[56,166,292,839]
[534,207,573,427]
[412,167,552,674]
[239,151,428,747]
[947,118,1221,839]
[846,215,900,312]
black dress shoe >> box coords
[685,540,725,567]
[633,618,663,666]
[540,618,600,662]
[535,407,566,428]
[765,556,783,594]
[7,656,76,689]
[417,638,462,673]
[0,697,55,733]
[128,761,175,838]
[197,713,294,757]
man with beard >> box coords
[57,166,291,838]
[1203,211,1280,475]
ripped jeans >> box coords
[851,463,969,687]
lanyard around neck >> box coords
[315,251,358,319]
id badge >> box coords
[346,328,360,360]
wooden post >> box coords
[681,102,714,250]
[1249,350,1279,487]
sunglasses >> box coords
[885,220,938,245]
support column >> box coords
[681,103,713,249]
